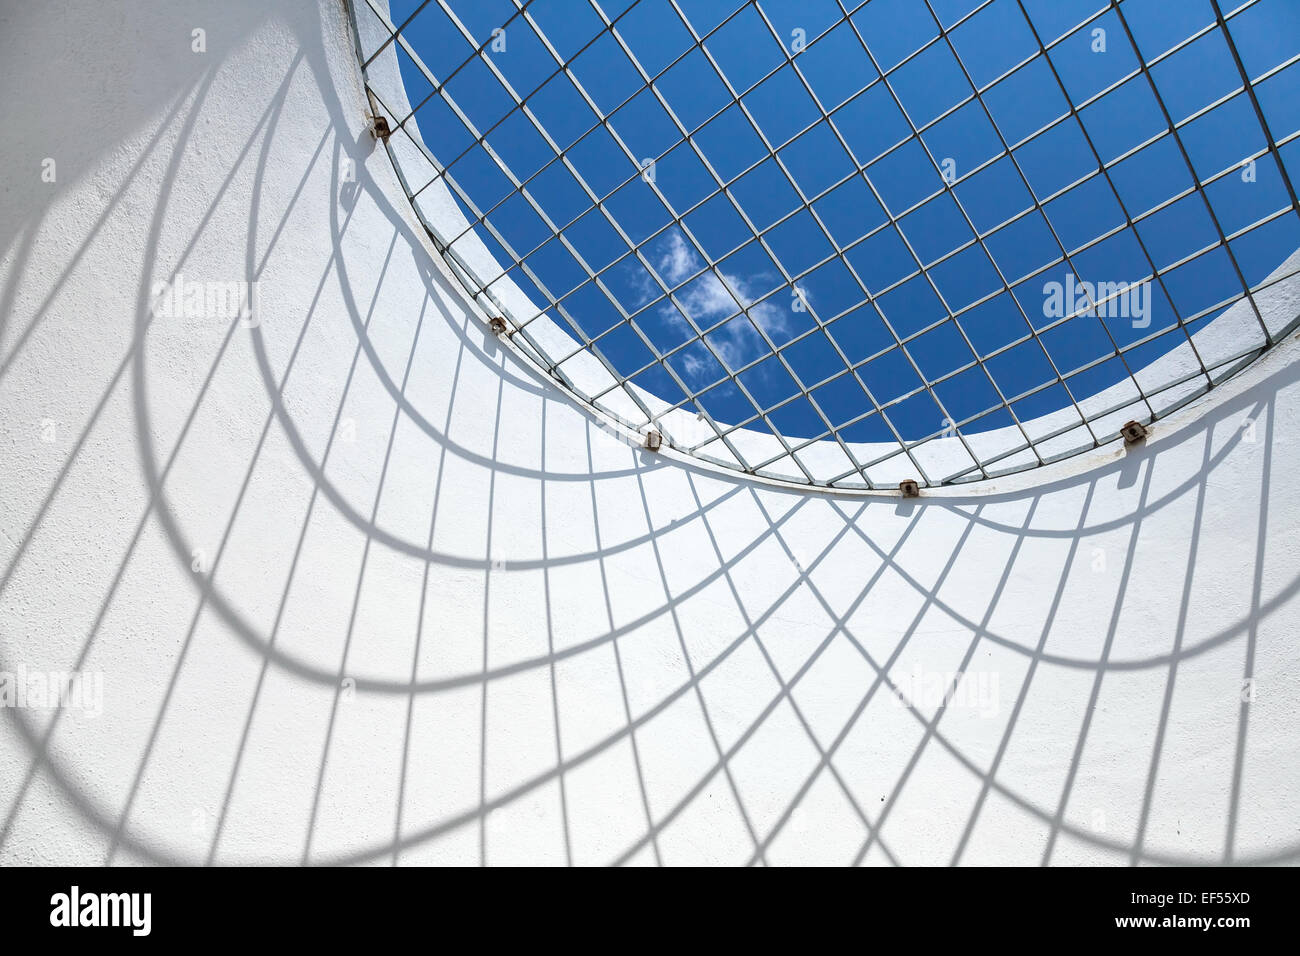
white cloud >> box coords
[659,230,697,285]
[638,233,800,388]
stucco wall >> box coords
[1,0,1297,865]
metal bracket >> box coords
[1121,420,1149,445]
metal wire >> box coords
[349,0,1300,488]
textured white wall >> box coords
[1,0,1298,866]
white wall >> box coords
[1,0,1297,866]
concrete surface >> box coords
[1,0,1298,865]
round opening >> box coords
[351,0,1300,487]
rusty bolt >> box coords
[1120,420,1148,445]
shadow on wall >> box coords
[0,0,1298,866]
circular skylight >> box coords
[350,0,1300,487]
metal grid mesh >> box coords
[349,0,1300,488]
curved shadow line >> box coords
[0,63,234,867]
[132,79,1300,695]
[0,86,196,381]
[122,28,1300,697]
[5,9,1297,868]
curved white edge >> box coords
[354,0,1300,492]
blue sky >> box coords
[379,0,1300,449]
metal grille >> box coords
[347,0,1300,488]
